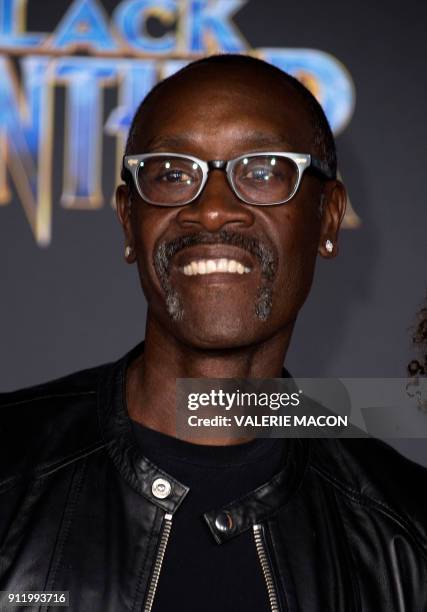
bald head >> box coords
[122,54,337,188]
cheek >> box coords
[274,200,320,262]
[271,204,321,312]
[131,206,173,295]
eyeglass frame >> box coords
[122,151,335,207]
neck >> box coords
[126,313,295,444]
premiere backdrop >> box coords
[1,0,426,463]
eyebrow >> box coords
[144,132,297,153]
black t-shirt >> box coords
[130,420,286,611]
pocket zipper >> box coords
[253,523,281,612]
[143,513,173,612]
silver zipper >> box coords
[253,524,280,612]
[143,513,173,612]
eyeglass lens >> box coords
[137,156,203,205]
[136,155,299,206]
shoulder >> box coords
[0,362,112,491]
[310,437,427,552]
[0,363,102,407]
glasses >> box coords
[122,151,334,207]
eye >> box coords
[151,160,199,185]
[241,163,285,185]
[244,166,276,182]
[157,169,194,185]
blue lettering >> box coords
[184,0,246,53]
[260,48,355,134]
[0,56,53,245]
[0,0,45,47]
[51,0,119,52]
[55,57,119,208]
[106,61,157,136]
[113,0,176,53]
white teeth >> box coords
[206,259,216,273]
[218,258,228,271]
[181,258,252,276]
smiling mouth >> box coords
[181,258,251,276]
[171,244,256,280]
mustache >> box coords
[153,230,278,282]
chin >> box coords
[173,317,268,351]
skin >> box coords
[116,63,347,444]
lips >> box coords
[153,230,278,291]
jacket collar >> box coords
[98,341,310,542]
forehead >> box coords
[135,64,315,156]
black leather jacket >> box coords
[1,343,427,612]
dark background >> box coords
[1,1,426,463]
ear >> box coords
[116,184,137,263]
[317,179,347,258]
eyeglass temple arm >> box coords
[310,156,335,180]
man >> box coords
[1,54,426,611]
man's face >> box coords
[117,64,345,350]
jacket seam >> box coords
[311,464,427,562]
[265,521,289,612]
[330,486,362,610]
[0,390,97,408]
[41,458,88,608]
[0,443,105,494]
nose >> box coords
[175,169,255,232]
